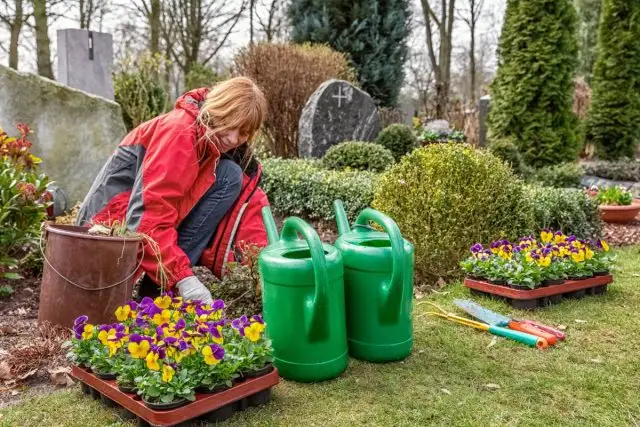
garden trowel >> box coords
[453,299,565,346]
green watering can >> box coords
[334,200,414,362]
[259,207,349,382]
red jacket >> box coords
[76,88,270,288]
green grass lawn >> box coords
[2,247,639,427]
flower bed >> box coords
[460,230,614,290]
[66,294,273,410]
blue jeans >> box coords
[138,159,243,297]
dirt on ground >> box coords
[602,213,640,247]
[0,274,72,408]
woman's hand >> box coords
[176,276,214,305]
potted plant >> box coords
[589,239,614,276]
[65,315,99,371]
[506,260,542,290]
[136,362,197,410]
[229,315,274,378]
[589,185,640,224]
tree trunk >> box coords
[9,0,24,69]
[249,0,255,44]
[470,18,476,104]
[150,0,161,53]
[33,0,54,79]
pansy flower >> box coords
[115,304,132,322]
[202,344,224,365]
[74,315,89,327]
[154,295,172,310]
[244,322,263,342]
[161,364,175,383]
[470,243,483,254]
[540,229,553,243]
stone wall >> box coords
[0,65,126,203]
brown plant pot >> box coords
[598,200,640,224]
[38,224,142,328]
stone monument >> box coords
[57,28,114,100]
[478,95,491,147]
[298,79,381,158]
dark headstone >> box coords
[478,95,491,147]
[298,79,381,158]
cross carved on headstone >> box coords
[332,86,348,108]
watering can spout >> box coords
[262,207,280,245]
[334,200,351,236]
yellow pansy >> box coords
[540,230,553,243]
[146,351,160,370]
[537,256,551,268]
[245,322,263,342]
[571,251,585,263]
[162,364,175,383]
[81,324,94,340]
[128,340,150,359]
[154,295,172,310]
[600,240,610,252]
[115,305,131,322]
[585,247,594,260]
[107,341,120,357]
[153,309,172,326]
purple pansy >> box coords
[212,299,225,311]
[251,315,264,324]
[174,318,186,331]
[74,315,88,326]
[127,300,138,311]
[208,344,225,360]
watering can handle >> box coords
[280,217,329,340]
[354,209,405,322]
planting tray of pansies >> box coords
[460,230,614,309]
[66,294,277,426]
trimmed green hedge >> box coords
[525,185,602,240]
[260,158,378,221]
[322,141,395,172]
[583,160,640,182]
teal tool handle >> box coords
[488,325,547,348]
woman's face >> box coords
[216,128,249,153]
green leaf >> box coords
[160,393,175,403]
[3,272,21,280]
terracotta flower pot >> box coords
[598,199,640,224]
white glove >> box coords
[176,276,213,305]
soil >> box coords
[0,274,71,408]
[602,211,640,246]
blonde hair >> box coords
[197,76,267,149]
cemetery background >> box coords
[1,0,640,424]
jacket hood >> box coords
[174,87,210,118]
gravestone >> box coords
[57,28,114,100]
[298,79,381,158]
[478,95,491,147]
[424,119,452,133]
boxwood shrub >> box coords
[525,185,602,240]
[372,143,534,283]
[322,141,395,172]
[375,124,418,161]
[527,163,584,188]
[260,158,378,221]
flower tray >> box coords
[463,275,613,309]
[71,365,279,426]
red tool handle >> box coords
[508,321,558,346]
[520,320,566,341]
